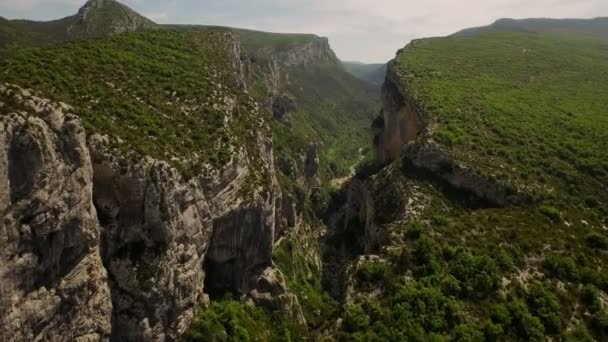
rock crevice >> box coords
[0,83,284,341]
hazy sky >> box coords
[1,0,607,62]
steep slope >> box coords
[0,1,380,341]
[0,0,155,47]
[327,21,608,341]
[0,28,284,341]
[342,61,387,86]
[236,29,379,180]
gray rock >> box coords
[0,85,112,341]
[375,59,427,164]
[0,83,289,341]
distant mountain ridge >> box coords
[0,0,155,46]
[342,61,387,86]
[453,17,608,40]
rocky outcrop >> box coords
[89,140,211,341]
[377,46,531,208]
[303,143,320,188]
[271,93,296,126]
[375,58,427,164]
[402,144,532,208]
[278,37,338,67]
[244,34,339,125]
[67,0,156,38]
[0,82,284,341]
[90,124,280,340]
[0,84,112,341]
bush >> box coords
[565,324,595,342]
[414,237,442,276]
[449,252,501,297]
[343,305,370,333]
[580,267,608,290]
[406,221,425,239]
[585,233,608,250]
[432,215,449,226]
[508,300,545,341]
[539,205,561,223]
[392,282,455,332]
[542,254,577,281]
[454,324,484,342]
[356,261,387,285]
[526,285,562,334]
[184,300,301,342]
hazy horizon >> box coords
[1,0,606,63]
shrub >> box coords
[585,233,608,251]
[454,324,484,342]
[432,215,449,226]
[564,324,595,342]
[526,285,562,334]
[507,300,545,341]
[542,254,577,281]
[356,261,387,285]
[414,237,442,276]
[539,205,561,223]
[449,252,501,297]
[343,305,370,333]
[406,221,425,239]
[580,268,608,291]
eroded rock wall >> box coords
[375,60,426,164]
[0,84,112,341]
[0,82,283,341]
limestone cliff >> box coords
[375,49,427,165]
[0,81,284,341]
[0,84,113,341]
[375,43,530,207]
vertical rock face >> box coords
[279,37,339,67]
[375,61,426,164]
[89,140,212,341]
[0,84,112,341]
[204,207,274,297]
[0,81,283,341]
[88,127,279,340]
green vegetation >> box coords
[396,31,608,206]
[4,4,607,341]
[271,64,377,179]
[239,30,379,179]
[0,28,271,183]
[184,299,304,342]
[237,29,319,54]
[0,0,155,48]
[335,28,608,341]
[342,61,387,86]
[272,221,338,335]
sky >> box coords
[0,0,607,62]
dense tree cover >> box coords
[0,29,271,182]
[396,31,608,208]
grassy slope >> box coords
[338,30,608,341]
[0,29,270,182]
